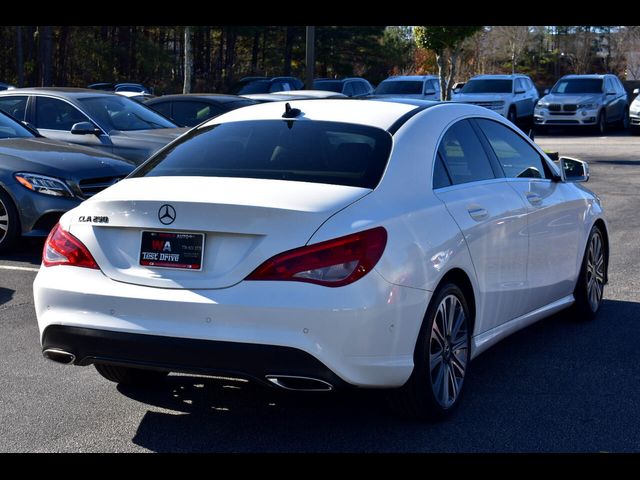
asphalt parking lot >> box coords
[1,130,640,452]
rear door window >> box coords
[0,96,29,121]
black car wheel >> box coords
[0,189,20,253]
[571,225,606,321]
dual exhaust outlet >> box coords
[42,349,333,392]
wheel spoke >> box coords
[451,307,466,339]
[451,349,467,377]
[429,351,443,371]
[433,362,446,402]
[448,365,459,402]
[441,364,450,406]
[446,297,456,336]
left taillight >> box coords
[246,226,387,287]
[42,223,99,269]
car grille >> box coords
[548,104,577,115]
[546,119,580,124]
[78,176,124,198]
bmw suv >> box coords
[534,74,629,134]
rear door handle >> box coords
[526,192,542,205]
[467,206,488,221]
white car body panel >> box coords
[34,100,608,388]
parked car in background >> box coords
[144,94,258,127]
[452,74,539,125]
[0,82,15,91]
[630,88,640,134]
[88,83,153,95]
[35,99,607,420]
[242,90,347,103]
[229,77,304,95]
[373,75,440,100]
[0,88,187,165]
[534,74,629,134]
[312,78,374,97]
[0,110,134,252]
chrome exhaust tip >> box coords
[266,375,333,392]
[43,348,76,365]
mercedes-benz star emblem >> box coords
[158,204,176,225]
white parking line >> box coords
[0,265,40,273]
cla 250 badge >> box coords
[78,215,109,224]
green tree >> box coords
[414,26,482,100]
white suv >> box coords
[451,74,539,124]
[534,74,629,134]
[630,88,640,134]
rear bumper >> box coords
[34,265,430,388]
[42,325,350,389]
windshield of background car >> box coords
[461,79,513,94]
[312,81,344,93]
[374,81,423,95]
[0,112,35,139]
[132,120,393,189]
[551,78,604,94]
[236,81,273,95]
[78,96,177,131]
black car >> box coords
[312,78,374,98]
[0,82,15,91]
[144,94,258,127]
[0,110,134,252]
[229,77,304,95]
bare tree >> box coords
[183,26,193,94]
[492,26,531,74]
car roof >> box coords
[146,93,253,104]
[0,87,117,98]
[380,75,438,82]
[559,74,611,80]
[314,78,368,83]
[204,98,435,131]
[469,74,529,80]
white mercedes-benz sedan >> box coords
[34,99,608,419]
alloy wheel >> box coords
[429,294,469,409]
[0,197,8,244]
[586,231,605,312]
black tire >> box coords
[507,107,517,124]
[618,107,630,130]
[0,188,20,253]
[94,363,168,385]
[631,126,640,136]
[595,110,607,135]
[571,225,606,321]
[388,282,471,421]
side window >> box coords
[172,101,223,127]
[35,97,91,131]
[433,153,452,189]
[475,118,549,180]
[426,80,437,94]
[150,101,172,119]
[0,96,28,121]
[343,82,355,97]
[437,119,496,185]
[605,78,615,93]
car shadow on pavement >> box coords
[3,238,45,265]
[0,287,14,306]
[121,298,640,452]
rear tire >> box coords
[595,111,607,135]
[618,107,630,130]
[570,225,606,321]
[388,283,471,421]
[507,107,517,124]
[0,188,20,253]
[94,363,168,385]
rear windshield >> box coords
[312,81,343,93]
[132,120,393,189]
[461,79,513,94]
[375,80,423,95]
[551,78,603,94]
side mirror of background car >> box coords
[560,156,589,183]
[71,122,101,136]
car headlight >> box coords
[577,103,597,109]
[14,172,74,198]
[536,101,549,108]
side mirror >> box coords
[71,121,101,135]
[424,88,436,95]
[560,156,589,183]
[634,88,639,95]
[543,88,550,95]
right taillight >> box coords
[42,223,99,269]
[246,227,387,287]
